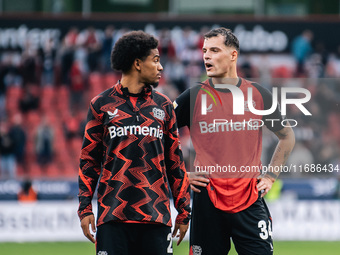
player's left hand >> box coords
[172,223,189,246]
[80,214,96,243]
[257,176,275,197]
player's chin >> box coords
[206,71,215,77]
[148,81,159,88]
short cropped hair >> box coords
[111,31,158,73]
[204,27,240,53]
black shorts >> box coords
[96,221,173,255]
[190,187,273,255]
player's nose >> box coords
[204,52,211,60]
[158,63,163,71]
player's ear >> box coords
[231,50,238,61]
[134,58,142,71]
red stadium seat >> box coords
[272,66,293,79]
[89,72,104,91]
[104,73,119,89]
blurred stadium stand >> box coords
[0,16,340,184]
[0,17,339,182]
[0,0,338,209]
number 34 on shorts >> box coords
[258,219,272,240]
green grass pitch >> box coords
[1,241,340,254]
[173,241,340,255]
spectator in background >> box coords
[70,60,86,112]
[291,30,313,77]
[59,27,78,85]
[65,26,79,46]
[164,57,187,93]
[21,39,39,86]
[17,179,38,202]
[0,121,16,179]
[317,133,340,166]
[0,58,9,119]
[63,113,80,141]
[313,42,329,78]
[101,25,115,73]
[78,26,102,72]
[35,117,54,170]
[0,53,22,85]
[196,26,210,50]
[0,52,23,120]
[9,114,26,172]
[19,85,40,113]
[315,82,336,116]
[39,38,56,86]
[112,26,130,46]
[158,28,176,65]
[334,45,340,76]
[173,26,198,61]
[286,142,314,176]
[239,55,254,79]
[77,110,87,138]
[326,45,340,78]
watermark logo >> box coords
[199,84,223,115]
[201,84,311,117]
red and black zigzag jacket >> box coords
[78,82,191,227]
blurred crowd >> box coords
[0,25,339,181]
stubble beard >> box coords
[145,81,159,88]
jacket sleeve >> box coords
[77,99,104,220]
[164,102,191,225]
[174,85,201,129]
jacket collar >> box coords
[113,81,153,99]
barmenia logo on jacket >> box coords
[108,125,163,139]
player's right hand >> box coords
[188,172,210,193]
[80,214,96,243]
[172,223,189,246]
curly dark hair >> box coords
[204,27,240,54]
[111,31,159,73]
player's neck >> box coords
[212,76,239,86]
[120,74,145,94]
[211,66,238,85]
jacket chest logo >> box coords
[153,107,165,121]
[107,109,119,119]
[244,100,256,112]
